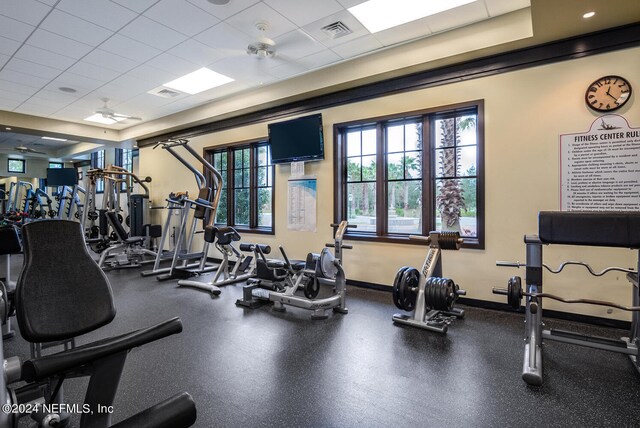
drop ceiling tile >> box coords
[264,0,344,27]
[15,44,77,70]
[484,0,530,16]
[116,93,174,111]
[302,10,370,48]
[267,61,307,79]
[126,64,180,87]
[331,34,382,58]
[373,18,432,47]
[0,0,52,26]
[209,55,274,83]
[45,72,105,93]
[297,48,341,69]
[83,49,138,74]
[90,83,138,102]
[0,53,8,68]
[100,34,162,62]
[109,73,152,94]
[0,80,39,96]
[14,102,59,116]
[120,16,188,51]
[4,58,62,80]
[110,0,162,13]
[67,61,122,83]
[27,29,94,59]
[423,1,488,34]
[26,96,73,109]
[225,2,297,39]
[0,99,22,111]
[336,0,364,8]
[40,10,113,46]
[0,68,50,88]
[272,30,326,60]
[57,0,137,32]
[0,36,20,56]
[143,53,200,77]
[0,89,30,102]
[185,0,261,21]
[168,39,226,66]
[0,14,35,43]
[194,22,252,55]
[144,0,219,37]
[34,89,79,103]
[36,0,58,5]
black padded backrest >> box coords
[215,226,240,245]
[106,211,128,240]
[0,225,21,255]
[16,220,116,343]
[539,211,640,248]
[193,187,211,220]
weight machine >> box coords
[6,181,32,213]
[236,222,354,319]
[493,211,640,386]
[141,139,223,285]
[391,231,466,334]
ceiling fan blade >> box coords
[111,113,142,121]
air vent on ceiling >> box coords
[147,86,184,98]
[321,21,352,39]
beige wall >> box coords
[141,46,640,320]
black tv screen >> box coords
[47,168,78,186]
[268,113,324,164]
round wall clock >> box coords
[585,75,632,112]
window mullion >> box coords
[228,148,235,226]
[249,144,257,229]
[422,115,433,236]
[376,122,386,236]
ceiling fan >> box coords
[246,22,278,59]
[95,97,142,121]
[0,145,47,155]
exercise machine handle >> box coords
[492,287,509,295]
[409,235,431,243]
[496,261,525,268]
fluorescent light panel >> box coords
[349,0,477,33]
[163,67,234,95]
[84,114,125,125]
[42,136,67,141]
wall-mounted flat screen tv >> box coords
[47,168,78,186]
[268,113,324,164]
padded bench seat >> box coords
[539,211,640,248]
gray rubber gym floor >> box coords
[5,264,640,427]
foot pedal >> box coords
[237,256,252,272]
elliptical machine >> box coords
[392,231,466,334]
[236,221,354,319]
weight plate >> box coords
[304,276,320,299]
[125,215,130,227]
[392,267,411,310]
[116,213,124,224]
[398,268,419,312]
[508,276,522,309]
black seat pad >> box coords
[214,226,240,245]
[539,211,640,248]
[106,211,143,243]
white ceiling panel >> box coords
[0,14,35,43]
[127,64,180,88]
[485,0,530,17]
[144,0,219,37]
[373,18,432,47]
[100,34,161,62]
[273,30,326,60]
[297,49,341,69]
[424,1,489,34]
[120,16,188,51]
[108,74,152,94]
[44,72,105,94]
[26,29,94,59]
[0,0,52,26]
[15,44,77,70]
[336,0,365,8]
[0,36,20,56]
[143,53,200,77]
[168,39,226,66]
[195,22,252,54]
[110,0,161,14]
[225,2,297,39]
[331,34,383,58]
[89,83,137,104]
[82,49,138,74]
[0,90,30,102]
[264,0,344,27]
[0,80,40,96]
[57,0,137,32]
[268,61,307,79]
[40,10,113,46]
[0,53,8,68]
[67,61,122,83]
[116,93,174,111]
[4,58,61,80]
[33,89,79,103]
[185,0,261,21]
[0,68,50,88]
[210,55,274,83]
[0,99,21,111]
[302,10,370,48]
[14,102,59,116]
[24,96,73,109]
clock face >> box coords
[585,75,632,112]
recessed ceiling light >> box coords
[163,67,234,95]
[5,127,11,130]
[84,114,125,125]
[582,11,596,19]
[42,136,68,141]
[349,0,476,33]
[207,0,230,4]
[58,86,77,93]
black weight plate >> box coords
[125,215,130,227]
[424,277,433,309]
[443,278,455,311]
[392,267,410,310]
[398,268,419,312]
[116,213,124,223]
[304,276,320,299]
[508,276,522,309]
[436,277,446,311]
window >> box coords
[48,162,63,169]
[90,150,105,193]
[8,159,25,173]
[115,148,136,190]
[207,141,274,233]
[334,101,484,248]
